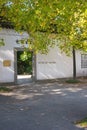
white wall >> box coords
[0,29,87,83]
[0,29,28,83]
[36,46,73,80]
[36,47,87,80]
[76,51,87,77]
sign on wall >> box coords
[3,60,11,67]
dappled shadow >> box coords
[0,82,87,130]
[0,81,87,101]
[12,82,87,100]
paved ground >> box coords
[17,75,32,84]
[0,81,87,130]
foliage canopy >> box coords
[0,0,87,54]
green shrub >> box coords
[0,87,12,92]
[66,79,80,83]
[75,117,87,128]
[17,51,33,75]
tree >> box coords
[0,39,5,46]
[0,0,87,79]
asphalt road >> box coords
[0,81,87,130]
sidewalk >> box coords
[0,81,87,130]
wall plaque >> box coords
[38,61,56,64]
[3,60,11,67]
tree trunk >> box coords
[72,47,76,79]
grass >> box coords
[66,79,80,84]
[0,87,12,92]
[75,117,87,128]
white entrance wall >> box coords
[0,29,28,83]
[0,28,87,83]
[36,47,87,80]
[36,47,73,79]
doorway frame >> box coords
[14,47,36,84]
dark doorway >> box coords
[17,50,33,84]
[17,51,32,75]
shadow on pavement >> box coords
[0,81,87,130]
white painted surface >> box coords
[36,47,73,79]
[0,29,87,83]
[36,47,87,80]
[76,51,87,77]
[0,29,28,83]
